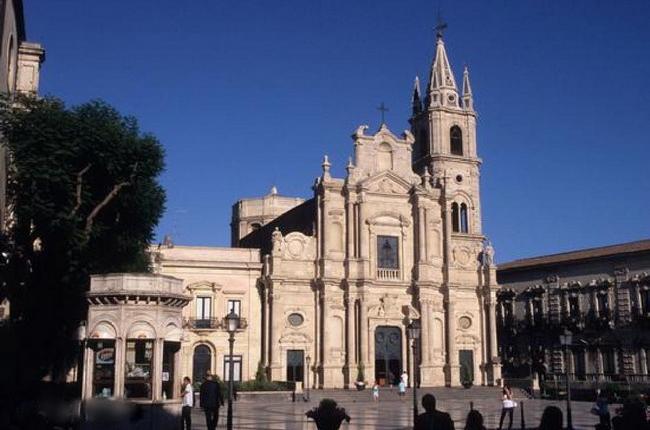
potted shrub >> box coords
[354,363,366,391]
[461,365,473,389]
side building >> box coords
[497,239,650,386]
[0,0,45,232]
[0,0,45,323]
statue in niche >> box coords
[480,239,494,267]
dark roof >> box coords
[238,198,316,255]
[498,239,650,272]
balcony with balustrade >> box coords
[377,268,400,281]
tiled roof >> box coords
[498,239,650,272]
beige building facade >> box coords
[139,33,502,389]
[0,0,45,232]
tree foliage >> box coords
[0,95,165,401]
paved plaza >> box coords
[190,386,602,429]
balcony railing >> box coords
[185,318,221,330]
[377,268,400,281]
[184,317,249,331]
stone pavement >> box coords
[191,386,602,429]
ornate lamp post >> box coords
[225,308,240,430]
[305,354,311,401]
[407,319,421,425]
[559,330,573,430]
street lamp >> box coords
[407,319,421,425]
[559,330,573,430]
[305,354,311,401]
[224,308,240,430]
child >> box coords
[372,381,379,402]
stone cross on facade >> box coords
[377,102,389,125]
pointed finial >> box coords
[270,185,278,195]
[412,76,422,116]
[422,166,432,189]
[346,157,355,175]
[462,65,474,110]
[322,155,331,179]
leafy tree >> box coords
[0,95,165,405]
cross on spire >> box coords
[377,102,389,125]
[435,7,447,40]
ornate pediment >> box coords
[361,171,414,195]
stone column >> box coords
[81,345,93,400]
[359,199,367,259]
[420,300,431,365]
[360,299,369,366]
[596,348,603,380]
[264,289,271,367]
[114,337,125,398]
[418,206,426,263]
[640,348,648,375]
[488,299,498,365]
[270,293,282,374]
[321,291,330,367]
[152,337,164,401]
[346,201,355,259]
[345,295,356,386]
[446,297,459,386]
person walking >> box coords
[181,376,193,430]
[498,384,515,430]
[372,381,379,402]
[401,371,409,388]
[200,371,224,430]
[414,393,455,430]
[398,378,406,399]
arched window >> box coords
[450,126,463,156]
[451,203,460,232]
[250,222,262,233]
[460,203,469,233]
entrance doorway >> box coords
[374,326,402,386]
[459,349,474,384]
[192,345,211,385]
[286,350,304,382]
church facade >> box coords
[83,32,501,397]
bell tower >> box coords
[410,28,482,236]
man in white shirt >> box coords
[401,371,409,387]
[181,376,194,430]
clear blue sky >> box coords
[25,0,650,263]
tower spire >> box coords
[462,65,474,111]
[427,22,459,109]
[411,76,422,115]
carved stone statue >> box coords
[482,240,495,267]
[271,227,283,254]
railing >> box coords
[185,318,222,330]
[377,268,400,280]
[546,373,650,384]
[183,317,249,331]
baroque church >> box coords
[81,30,501,400]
